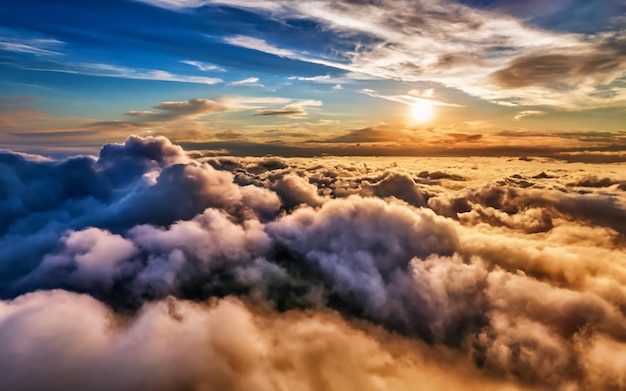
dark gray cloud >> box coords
[178,126,626,160]
[428,181,626,237]
[418,170,466,181]
[0,135,279,291]
[254,105,307,117]
[361,172,430,207]
[124,98,229,122]
[491,51,626,89]
[568,175,618,188]
[2,136,626,390]
[214,129,246,140]
[272,174,326,209]
[252,100,321,118]
[465,0,626,34]
[325,126,399,143]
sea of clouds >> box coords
[1,136,626,390]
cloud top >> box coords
[2,136,626,390]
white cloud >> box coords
[132,0,209,9]
[361,88,463,108]
[0,39,63,56]
[288,75,331,82]
[0,28,65,56]
[205,0,626,109]
[180,60,225,72]
[84,63,224,84]
[512,110,546,121]
[409,89,434,98]
[229,77,264,87]
[31,62,223,85]
[223,35,296,58]
[226,96,291,107]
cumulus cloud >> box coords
[272,174,326,209]
[361,172,430,207]
[3,136,626,390]
[0,291,546,391]
[568,175,617,188]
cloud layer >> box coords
[2,136,626,390]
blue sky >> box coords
[1,0,625,156]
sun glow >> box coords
[410,101,434,123]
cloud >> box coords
[0,291,548,391]
[180,60,225,72]
[0,135,279,290]
[360,88,463,108]
[229,77,264,87]
[272,174,326,209]
[124,98,230,122]
[214,129,246,140]
[492,52,626,89]
[175,126,626,158]
[288,75,350,89]
[418,170,466,181]
[121,96,309,124]
[0,28,227,86]
[153,98,228,117]
[223,35,296,58]
[33,62,224,85]
[84,63,224,84]
[409,88,435,98]
[145,0,626,109]
[254,105,307,117]
[429,181,626,235]
[512,110,545,121]
[0,27,64,56]
[2,136,626,390]
[254,100,322,117]
[324,125,422,144]
[288,75,331,82]
[568,175,618,188]
[0,38,63,56]
[361,172,430,208]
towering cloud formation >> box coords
[1,136,626,390]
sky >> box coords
[1,0,625,157]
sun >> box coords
[409,101,434,123]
